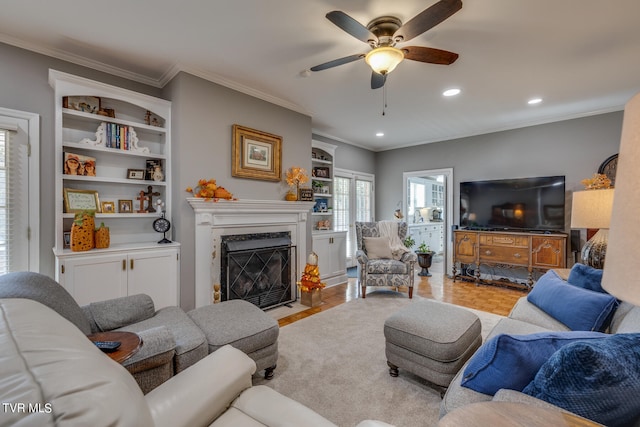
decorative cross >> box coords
[143,185,161,212]
[136,191,148,214]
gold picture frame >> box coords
[101,201,115,213]
[63,188,101,213]
[232,124,282,181]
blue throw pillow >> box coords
[528,270,617,331]
[567,263,606,293]
[523,333,640,427]
[460,331,606,395]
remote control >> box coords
[93,341,121,352]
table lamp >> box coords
[602,92,640,305]
[570,188,614,269]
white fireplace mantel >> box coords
[187,198,314,308]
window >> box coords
[0,108,39,274]
[334,169,374,267]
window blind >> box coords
[0,127,29,274]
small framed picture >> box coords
[145,159,163,181]
[63,232,71,248]
[64,152,96,176]
[63,188,100,213]
[127,169,145,180]
[118,199,133,213]
[312,167,330,178]
[101,201,115,213]
[63,96,101,114]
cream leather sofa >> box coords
[0,298,391,427]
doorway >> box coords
[334,168,375,268]
[403,168,454,276]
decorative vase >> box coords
[285,190,298,201]
[301,288,322,307]
[94,222,110,249]
[70,213,95,252]
[416,252,434,277]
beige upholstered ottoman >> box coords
[384,300,482,394]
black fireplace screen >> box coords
[222,235,296,310]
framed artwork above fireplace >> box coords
[232,124,282,181]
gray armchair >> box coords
[355,221,417,298]
[0,271,208,393]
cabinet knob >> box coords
[514,253,522,258]
[485,250,492,256]
[122,259,126,271]
[130,259,134,270]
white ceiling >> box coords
[2,0,640,151]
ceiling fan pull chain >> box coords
[382,81,388,116]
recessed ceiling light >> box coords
[528,98,543,105]
[376,132,384,137]
[443,88,461,97]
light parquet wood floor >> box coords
[278,272,527,327]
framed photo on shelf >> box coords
[63,232,71,249]
[101,201,115,213]
[232,124,282,181]
[145,159,163,181]
[64,152,96,177]
[63,96,101,114]
[118,199,133,213]
[127,169,145,180]
[63,188,100,213]
[312,167,330,178]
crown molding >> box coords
[1,35,311,116]
[0,34,163,88]
[164,64,310,116]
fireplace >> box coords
[221,232,296,309]
[188,198,314,308]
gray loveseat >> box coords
[440,268,640,426]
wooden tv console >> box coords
[453,229,567,289]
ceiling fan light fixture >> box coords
[365,46,404,75]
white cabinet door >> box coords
[127,248,179,309]
[312,231,347,286]
[59,253,128,306]
[57,245,180,308]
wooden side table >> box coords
[88,331,142,364]
[438,402,602,427]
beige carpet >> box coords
[254,291,503,427]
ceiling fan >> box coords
[310,0,462,89]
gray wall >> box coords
[0,42,162,277]
[163,72,312,309]
[375,112,623,225]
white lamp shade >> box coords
[365,47,404,75]
[602,92,640,305]
[570,189,615,229]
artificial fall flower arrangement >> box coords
[297,252,326,293]
[185,178,234,201]
[285,166,309,193]
[581,173,612,190]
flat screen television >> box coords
[460,176,566,232]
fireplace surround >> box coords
[188,198,314,308]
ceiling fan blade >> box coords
[310,53,366,72]
[326,11,378,44]
[371,72,386,90]
[403,46,459,65]
[394,0,463,43]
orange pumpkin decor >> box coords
[70,211,95,252]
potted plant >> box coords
[403,236,415,250]
[415,242,434,277]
